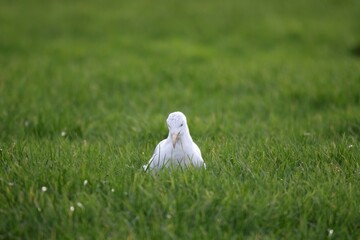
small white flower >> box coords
[61,131,66,137]
[328,228,334,237]
[70,206,75,212]
[24,121,30,127]
[83,180,88,186]
[348,145,353,148]
[111,188,115,192]
[303,132,311,136]
[76,202,84,209]
[8,182,15,186]
[41,186,47,192]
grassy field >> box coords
[1,0,360,239]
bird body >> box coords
[143,112,206,171]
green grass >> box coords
[1,0,360,239]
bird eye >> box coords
[180,123,183,127]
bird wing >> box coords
[143,139,167,171]
[191,142,206,168]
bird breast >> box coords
[170,139,193,160]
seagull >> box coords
[143,111,206,171]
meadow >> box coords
[1,0,360,239]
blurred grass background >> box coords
[0,0,360,239]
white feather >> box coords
[143,112,206,171]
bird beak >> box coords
[172,133,179,148]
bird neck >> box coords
[183,131,192,141]
[180,127,193,142]
[168,127,193,142]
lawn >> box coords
[1,0,360,239]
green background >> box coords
[1,0,360,239]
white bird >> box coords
[143,111,206,171]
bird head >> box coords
[166,111,188,148]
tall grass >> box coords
[1,0,360,239]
